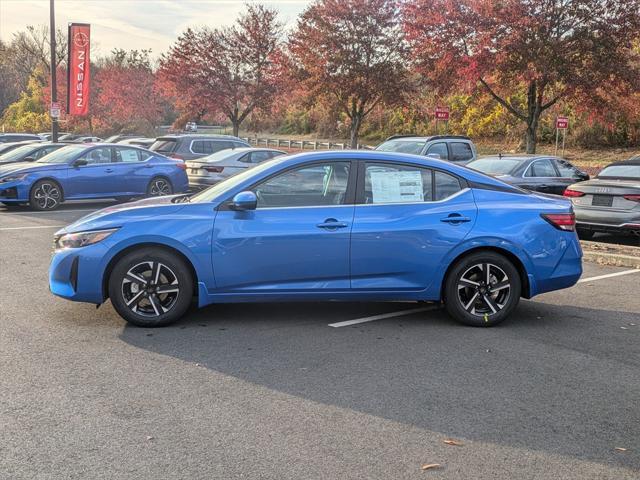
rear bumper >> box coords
[531,234,583,296]
[574,207,640,233]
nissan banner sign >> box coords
[67,23,90,116]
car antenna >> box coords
[498,152,502,159]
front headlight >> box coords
[0,174,28,183]
[54,228,119,249]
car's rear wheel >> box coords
[29,179,62,210]
[147,177,173,197]
[108,248,193,327]
[444,251,521,327]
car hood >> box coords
[58,195,189,234]
[0,162,66,176]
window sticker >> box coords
[370,170,424,203]
[120,150,139,162]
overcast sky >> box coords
[0,0,310,57]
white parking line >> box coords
[0,209,94,215]
[0,225,64,231]
[577,269,640,283]
[329,305,439,328]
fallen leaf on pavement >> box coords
[146,436,154,441]
[615,447,627,452]
[421,463,441,471]
[444,439,463,446]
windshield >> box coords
[0,145,38,163]
[190,156,287,203]
[597,164,640,179]
[150,139,177,153]
[36,145,85,163]
[466,158,521,175]
[376,140,426,155]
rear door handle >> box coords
[317,218,348,230]
[441,214,471,224]
[105,168,114,173]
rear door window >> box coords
[425,142,448,160]
[364,163,433,204]
[449,142,474,162]
[526,159,558,177]
[434,171,463,200]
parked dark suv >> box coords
[375,135,477,164]
[149,134,250,161]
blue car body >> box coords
[0,144,188,205]
[49,151,582,311]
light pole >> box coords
[49,0,59,142]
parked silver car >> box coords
[186,147,286,189]
[564,157,640,239]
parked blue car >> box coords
[0,144,188,210]
[49,151,582,327]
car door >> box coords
[520,158,562,194]
[424,142,449,161]
[211,161,354,292]
[113,146,150,194]
[449,142,475,163]
[66,146,116,198]
[350,162,477,291]
[554,158,587,194]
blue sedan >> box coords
[0,144,188,210]
[49,151,582,327]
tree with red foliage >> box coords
[404,0,640,153]
[158,4,282,136]
[288,0,412,148]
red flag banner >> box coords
[67,23,90,116]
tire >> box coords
[147,177,173,197]
[444,251,521,327]
[29,179,63,210]
[577,228,594,240]
[108,247,193,327]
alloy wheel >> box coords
[456,263,511,317]
[33,182,61,209]
[149,179,171,196]
[121,261,180,317]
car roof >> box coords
[155,134,247,140]
[383,134,471,142]
[605,157,640,166]
[476,154,560,161]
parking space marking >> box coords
[577,269,639,283]
[0,209,95,215]
[0,225,64,231]
[328,305,439,328]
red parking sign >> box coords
[556,116,569,129]
[435,107,450,120]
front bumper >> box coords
[49,242,109,304]
[0,180,30,202]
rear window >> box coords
[150,139,178,153]
[598,164,640,179]
[467,158,521,175]
[376,140,426,155]
[191,140,235,154]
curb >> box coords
[581,240,640,269]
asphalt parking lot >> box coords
[1,202,639,479]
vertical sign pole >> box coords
[561,129,566,157]
[49,0,58,142]
[555,124,559,156]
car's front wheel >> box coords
[444,251,521,327]
[29,179,62,210]
[108,248,193,327]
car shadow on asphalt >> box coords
[118,299,640,471]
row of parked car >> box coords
[1,131,638,240]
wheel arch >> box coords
[441,246,531,300]
[101,242,198,301]
[30,177,65,201]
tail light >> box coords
[541,213,576,231]
[204,166,224,173]
[563,189,584,198]
[623,194,640,202]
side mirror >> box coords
[23,156,36,162]
[575,171,589,181]
[73,158,88,167]
[426,153,442,160]
[230,191,257,211]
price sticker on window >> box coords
[370,170,424,203]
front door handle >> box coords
[441,214,471,224]
[317,218,348,230]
